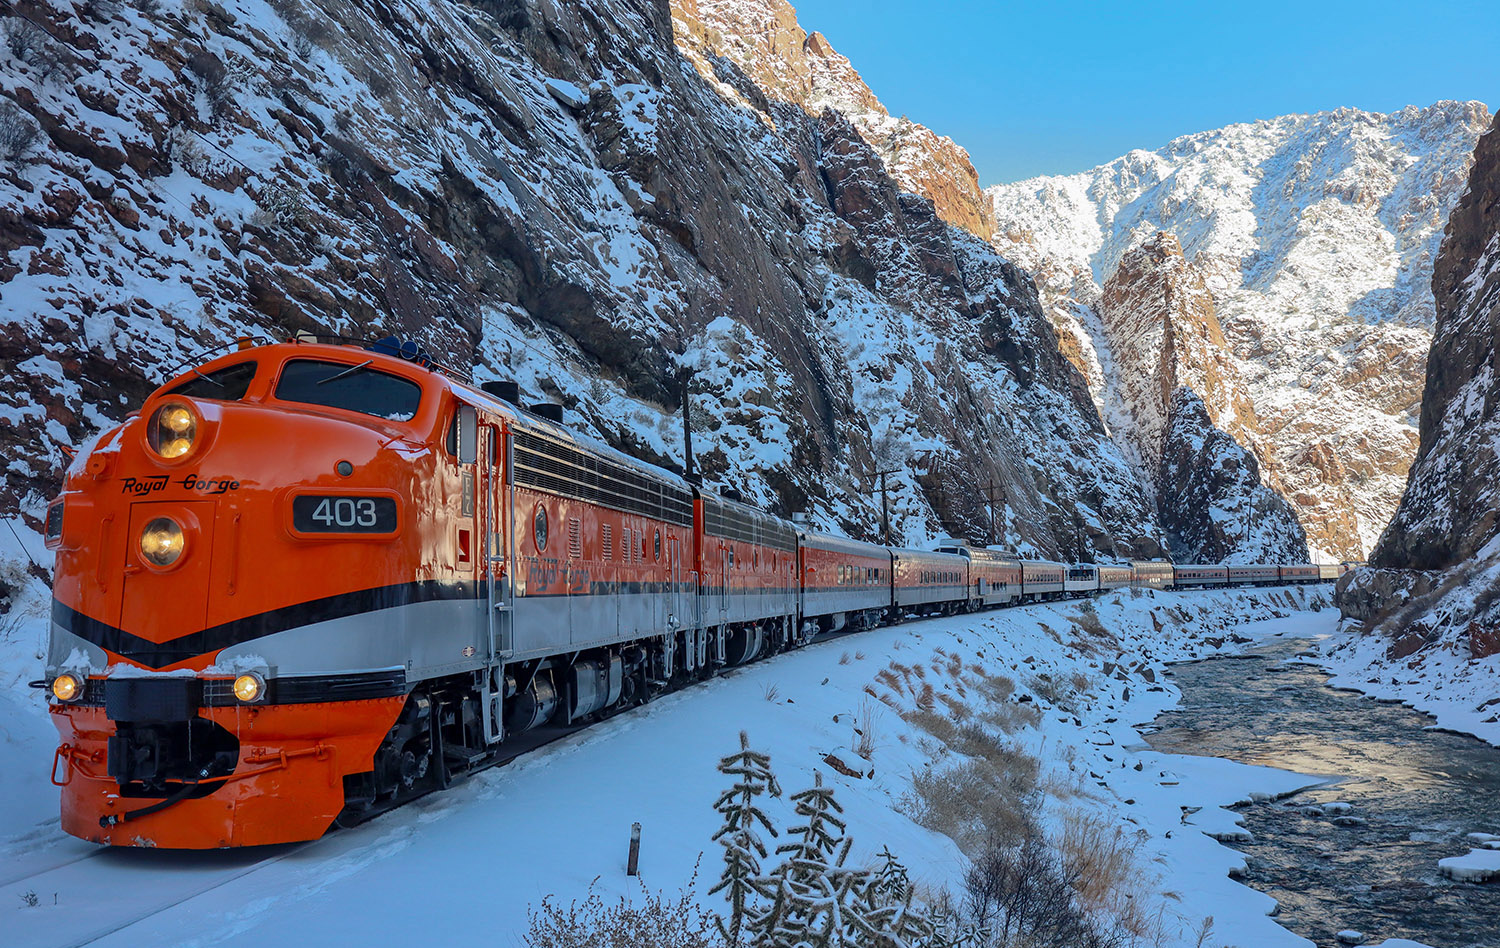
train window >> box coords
[446,404,478,463]
[167,360,258,401]
[274,359,421,421]
[534,504,549,552]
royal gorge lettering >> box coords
[120,473,241,496]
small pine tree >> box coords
[709,731,782,946]
[753,771,869,948]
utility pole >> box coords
[678,367,699,485]
[865,468,900,546]
[981,483,1003,547]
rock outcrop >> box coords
[1158,388,1309,563]
[1373,112,1500,571]
[1335,112,1500,669]
[0,0,1165,560]
[672,0,995,241]
[988,103,1493,560]
[1093,233,1307,562]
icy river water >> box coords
[1144,637,1500,948]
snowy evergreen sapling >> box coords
[709,731,782,946]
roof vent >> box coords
[721,487,744,503]
[530,402,564,423]
[482,380,520,403]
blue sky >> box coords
[790,0,1497,184]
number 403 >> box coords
[312,497,378,528]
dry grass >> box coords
[902,719,1042,856]
[852,696,880,760]
[1028,673,1076,711]
[1055,808,1170,944]
[838,651,851,665]
[1072,606,1108,640]
[903,707,961,747]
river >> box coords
[1144,636,1500,948]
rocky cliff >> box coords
[0,0,1168,564]
[1373,113,1500,572]
[671,0,995,241]
[988,103,1493,560]
[1335,112,1500,671]
[1092,232,1308,561]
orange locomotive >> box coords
[40,337,1339,849]
[41,338,807,848]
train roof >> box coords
[798,530,892,558]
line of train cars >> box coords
[40,338,1342,848]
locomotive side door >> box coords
[670,535,683,634]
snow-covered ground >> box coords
[0,587,1344,947]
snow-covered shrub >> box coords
[168,126,211,176]
[79,0,122,21]
[0,100,40,165]
[252,181,311,232]
[525,874,721,948]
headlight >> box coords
[140,517,185,567]
[51,673,82,703]
[147,401,198,460]
[233,673,265,703]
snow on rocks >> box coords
[1438,847,1500,883]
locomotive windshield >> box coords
[166,360,258,401]
[273,359,422,421]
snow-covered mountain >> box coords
[0,0,1176,565]
[673,0,995,241]
[988,102,1492,560]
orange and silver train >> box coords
[38,337,1333,848]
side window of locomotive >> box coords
[274,359,422,421]
[167,360,258,401]
[445,404,478,463]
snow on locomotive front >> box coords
[41,341,483,848]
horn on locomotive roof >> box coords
[529,402,564,423]
[481,380,521,403]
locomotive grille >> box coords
[512,429,693,526]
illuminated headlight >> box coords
[147,401,198,460]
[51,673,83,703]
[233,673,265,704]
[139,517,185,567]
